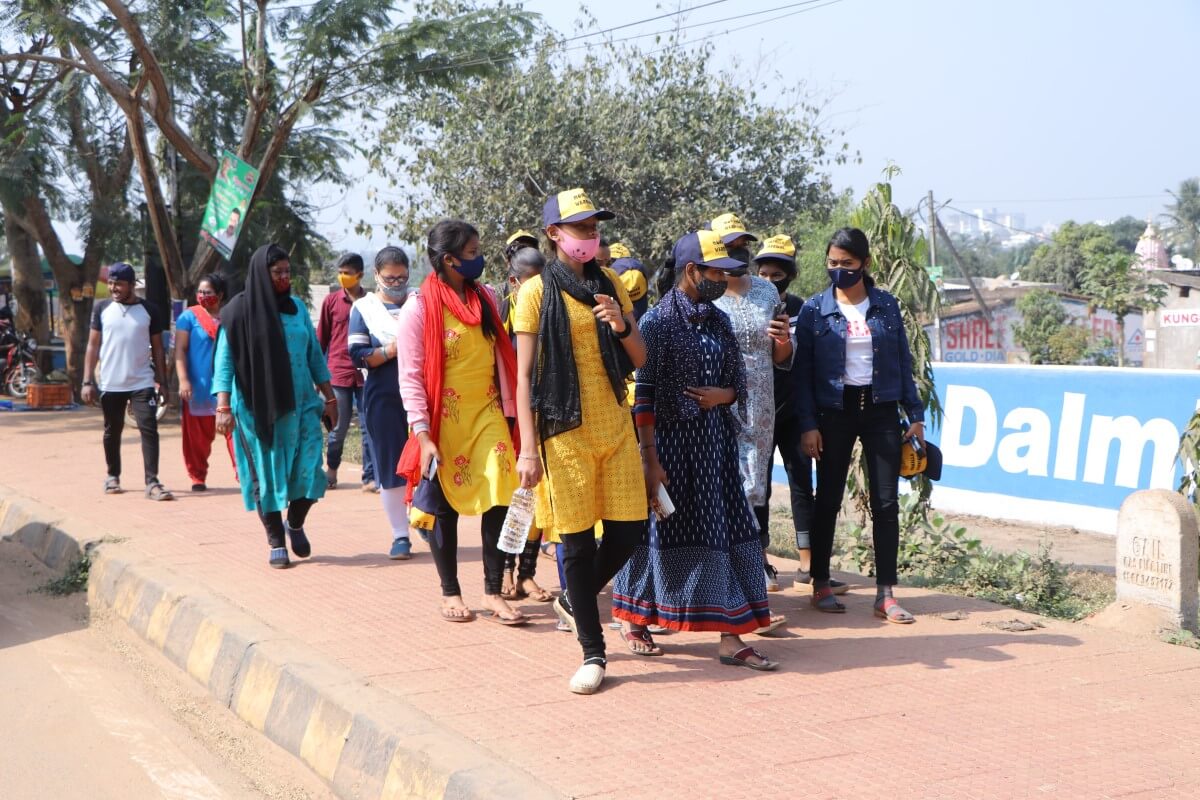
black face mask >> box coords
[690,266,727,302]
[727,246,752,265]
[770,277,792,296]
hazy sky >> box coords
[54,1,1197,258]
[312,0,1197,255]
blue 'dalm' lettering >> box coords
[926,364,1200,511]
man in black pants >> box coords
[82,263,174,500]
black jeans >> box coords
[325,384,375,482]
[764,411,814,547]
[810,387,902,586]
[424,477,507,596]
[100,387,160,486]
[561,520,643,662]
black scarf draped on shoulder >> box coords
[532,258,632,441]
[220,243,296,442]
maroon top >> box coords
[317,289,363,387]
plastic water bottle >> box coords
[498,488,535,554]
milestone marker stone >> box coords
[1114,490,1199,633]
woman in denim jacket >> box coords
[795,228,926,623]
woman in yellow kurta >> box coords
[397,220,525,625]
[514,188,649,695]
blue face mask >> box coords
[453,253,486,281]
[827,267,865,290]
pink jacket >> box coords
[395,286,516,435]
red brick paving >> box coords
[4,408,1200,799]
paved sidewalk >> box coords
[4,409,1200,799]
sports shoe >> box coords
[389,537,412,560]
[285,522,311,559]
[269,547,290,569]
[553,594,577,635]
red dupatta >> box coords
[396,274,520,503]
[188,305,220,341]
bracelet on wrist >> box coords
[615,322,633,340]
[215,406,232,413]
[518,454,540,462]
[639,443,656,451]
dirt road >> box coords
[0,541,334,800]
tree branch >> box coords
[0,53,90,72]
[101,0,173,117]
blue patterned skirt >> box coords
[612,409,771,634]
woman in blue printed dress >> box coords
[611,230,779,671]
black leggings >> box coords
[765,411,814,547]
[503,531,542,580]
[560,520,643,662]
[258,498,316,548]
[424,477,507,596]
[810,388,902,586]
[100,388,160,485]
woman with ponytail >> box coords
[395,220,526,625]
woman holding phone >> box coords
[710,214,795,596]
[514,187,647,695]
[612,231,778,670]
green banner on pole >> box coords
[200,151,259,260]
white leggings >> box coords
[380,486,409,541]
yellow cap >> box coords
[608,242,631,260]
[619,268,647,303]
[755,234,797,262]
[899,440,928,478]
[506,229,538,246]
[710,212,757,244]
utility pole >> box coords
[928,190,943,361]
[932,207,992,322]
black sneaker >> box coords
[553,593,577,635]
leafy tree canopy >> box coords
[368,31,856,277]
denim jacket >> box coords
[794,283,925,432]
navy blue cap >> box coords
[108,262,136,283]
[672,230,745,271]
[611,257,646,276]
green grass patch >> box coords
[37,554,90,596]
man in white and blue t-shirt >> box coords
[82,263,174,500]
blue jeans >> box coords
[326,384,375,483]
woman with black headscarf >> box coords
[214,244,337,569]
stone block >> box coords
[1115,490,1199,632]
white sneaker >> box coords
[569,662,606,695]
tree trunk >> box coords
[127,109,188,299]
[4,212,50,357]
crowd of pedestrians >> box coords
[83,187,931,695]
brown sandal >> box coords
[518,578,553,603]
[621,628,663,656]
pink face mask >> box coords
[555,230,600,263]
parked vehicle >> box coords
[0,323,42,398]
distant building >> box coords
[1142,271,1200,370]
[928,279,1144,366]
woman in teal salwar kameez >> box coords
[214,243,338,568]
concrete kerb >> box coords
[0,486,561,800]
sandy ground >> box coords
[939,511,1116,573]
[0,540,335,800]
